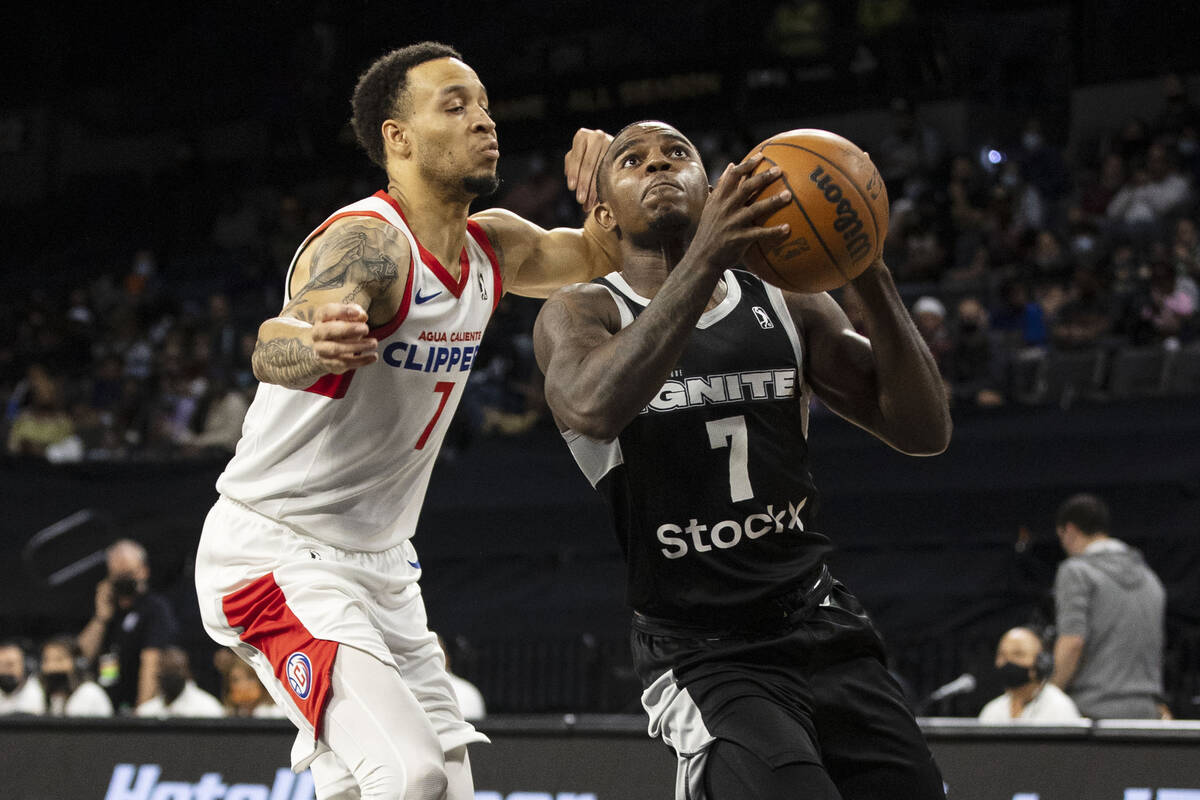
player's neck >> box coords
[620,243,726,311]
[386,178,471,274]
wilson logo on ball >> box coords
[809,166,871,260]
[286,652,313,700]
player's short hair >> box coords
[595,121,700,205]
[1055,493,1111,535]
[350,42,463,169]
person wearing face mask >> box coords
[0,640,44,715]
[135,647,223,718]
[38,635,113,717]
[978,627,1081,723]
[221,653,286,718]
[77,539,179,712]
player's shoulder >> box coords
[537,281,621,332]
[316,213,412,258]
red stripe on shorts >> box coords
[222,574,338,739]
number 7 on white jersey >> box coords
[706,415,753,502]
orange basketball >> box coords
[741,129,889,293]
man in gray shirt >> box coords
[1051,493,1168,719]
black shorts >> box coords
[631,581,944,800]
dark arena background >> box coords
[3,2,1200,798]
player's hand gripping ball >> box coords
[740,129,889,293]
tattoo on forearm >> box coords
[282,221,403,320]
[252,337,323,388]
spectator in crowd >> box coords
[219,651,285,718]
[6,365,75,459]
[1051,493,1169,719]
[174,378,251,455]
[1107,143,1192,238]
[912,295,952,374]
[947,296,1004,407]
[38,635,113,717]
[978,627,1081,723]
[0,640,44,715]
[77,539,179,713]
[1050,267,1115,350]
[437,636,485,721]
[135,648,224,718]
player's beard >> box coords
[463,171,500,197]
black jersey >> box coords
[565,269,831,620]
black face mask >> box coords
[996,662,1035,689]
[159,673,187,704]
[111,576,141,601]
[0,674,20,695]
[41,671,71,696]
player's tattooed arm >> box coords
[252,220,409,389]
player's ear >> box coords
[592,201,617,233]
[382,119,412,160]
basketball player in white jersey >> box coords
[194,43,616,800]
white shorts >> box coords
[195,495,488,771]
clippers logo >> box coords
[752,306,775,329]
[286,652,313,700]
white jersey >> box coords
[217,191,501,551]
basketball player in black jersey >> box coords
[533,121,951,800]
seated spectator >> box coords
[1052,494,1169,719]
[947,296,1004,407]
[0,640,44,715]
[220,654,285,718]
[912,296,952,373]
[38,635,113,717]
[978,627,1081,723]
[175,379,250,455]
[438,636,486,721]
[1051,267,1115,349]
[136,648,223,718]
[6,365,75,459]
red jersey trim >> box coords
[222,574,338,739]
[305,372,354,399]
[373,190,470,297]
[466,220,503,312]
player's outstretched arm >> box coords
[471,129,620,298]
[786,257,952,455]
[534,159,791,440]
[252,219,410,389]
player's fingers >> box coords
[573,130,610,205]
[745,223,791,245]
[314,339,378,359]
[314,320,373,342]
[740,165,783,197]
[314,302,368,323]
[744,189,792,220]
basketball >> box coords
[741,129,889,293]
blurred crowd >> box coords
[4,73,1200,463]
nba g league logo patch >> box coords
[286,652,313,699]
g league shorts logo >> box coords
[286,652,313,700]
